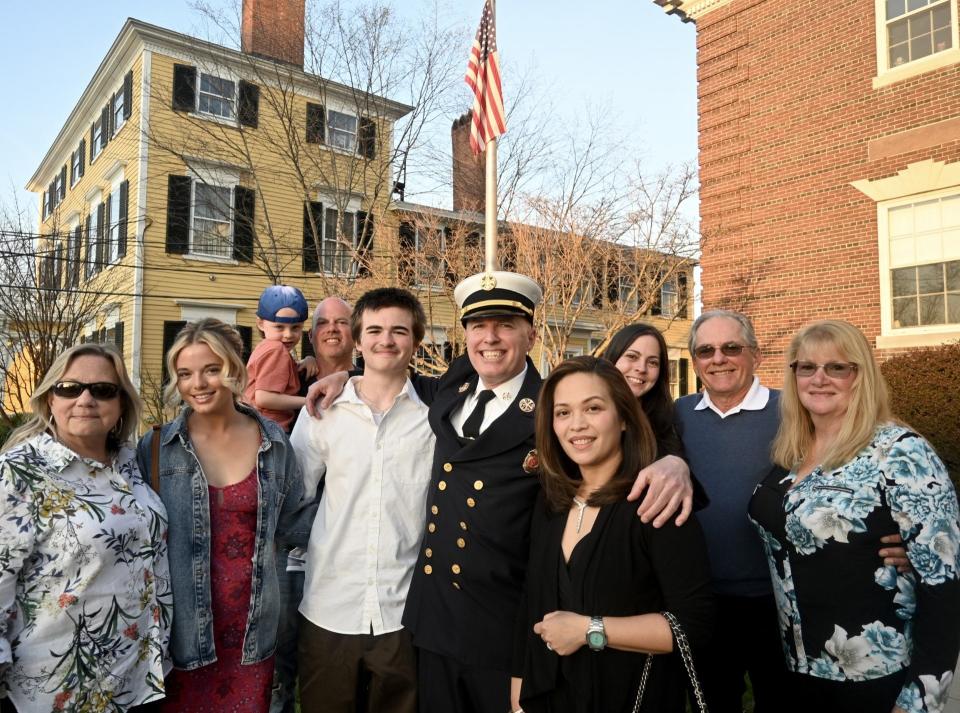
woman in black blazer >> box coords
[511,356,713,713]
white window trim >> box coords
[313,192,362,276]
[187,166,238,262]
[176,301,240,324]
[106,172,124,265]
[192,69,239,124]
[70,150,82,188]
[86,196,102,279]
[873,0,960,88]
[112,86,127,137]
[91,117,104,163]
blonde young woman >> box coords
[0,344,170,713]
[137,319,310,713]
[748,320,960,713]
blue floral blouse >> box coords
[748,424,960,713]
[0,433,172,712]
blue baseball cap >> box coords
[257,285,309,324]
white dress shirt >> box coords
[450,365,528,437]
[694,376,770,418]
[289,377,435,635]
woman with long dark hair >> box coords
[513,356,713,712]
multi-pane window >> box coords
[108,190,122,264]
[85,203,100,278]
[886,0,952,67]
[660,277,679,318]
[192,184,233,258]
[91,118,104,161]
[887,193,960,329]
[328,110,357,152]
[322,207,356,273]
[112,88,126,135]
[71,151,82,187]
[197,74,236,119]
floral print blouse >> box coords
[748,424,960,713]
[0,433,172,712]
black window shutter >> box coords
[679,357,689,396]
[60,166,67,200]
[232,186,255,262]
[89,123,96,161]
[300,332,315,358]
[166,175,192,254]
[678,272,689,319]
[118,179,129,257]
[161,321,188,382]
[100,104,110,148]
[114,321,125,356]
[238,81,260,128]
[236,325,253,364]
[172,64,197,112]
[96,201,106,266]
[70,151,76,185]
[123,70,133,119]
[71,225,82,286]
[78,139,85,177]
[398,221,415,285]
[358,117,376,159]
[41,191,48,220]
[650,271,663,316]
[356,210,374,276]
[302,201,323,272]
[84,213,93,278]
[306,103,325,144]
[103,194,112,262]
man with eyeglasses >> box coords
[675,309,909,713]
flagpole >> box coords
[484,0,498,274]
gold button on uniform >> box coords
[431,505,439,515]
[452,564,461,574]
[466,497,476,508]
[425,548,433,558]
[459,521,468,531]
[443,463,453,473]
[473,480,484,491]
[424,565,433,574]
[457,538,466,548]
[428,523,436,533]
[438,481,447,491]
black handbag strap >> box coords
[632,611,708,713]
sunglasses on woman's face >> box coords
[52,381,121,400]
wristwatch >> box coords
[585,615,607,651]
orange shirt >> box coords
[244,339,300,431]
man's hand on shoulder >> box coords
[627,455,693,528]
[305,370,350,418]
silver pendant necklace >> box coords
[572,496,589,533]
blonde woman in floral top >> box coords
[748,321,960,713]
[0,344,171,713]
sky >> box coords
[0,0,698,218]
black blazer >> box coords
[516,494,714,713]
[403,355,544,671]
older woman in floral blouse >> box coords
[0,344,170,712]
[749,320,960,713]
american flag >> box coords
[465,0,505,155]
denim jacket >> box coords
[136,404,313,670]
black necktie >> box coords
[462,389,496,439]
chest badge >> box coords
[518,398,535,413]
[522,449,539,474]
[458,382,470,393]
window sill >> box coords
[184,253,239,266]
[189,111,238,129]
[873,47,960,89]
[876,328,960,349]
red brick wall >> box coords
[694,0,960,383]
[241,0,305,67]
[452,113,486,213]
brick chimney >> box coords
[241,0,305,67]
[451,112,485,213]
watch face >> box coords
[587,630,606,648]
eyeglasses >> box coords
[693,343,749,360]
[789,361,858,379]
[52,381,121,400]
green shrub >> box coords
[0,413,28,449]
[881,342,960,488]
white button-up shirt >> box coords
[694,376,770,418]
[289,377,435,635]
[450,365,528,437]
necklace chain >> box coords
[572,496,588,533]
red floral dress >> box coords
[160,469,275,712]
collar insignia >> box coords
[458,382,470,393]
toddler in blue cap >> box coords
[243,285,314,432]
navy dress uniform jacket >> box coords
[403,354,543,672]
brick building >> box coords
[654,0,960,381]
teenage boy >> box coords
[244,285,310,433]
[289,288,433,713]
